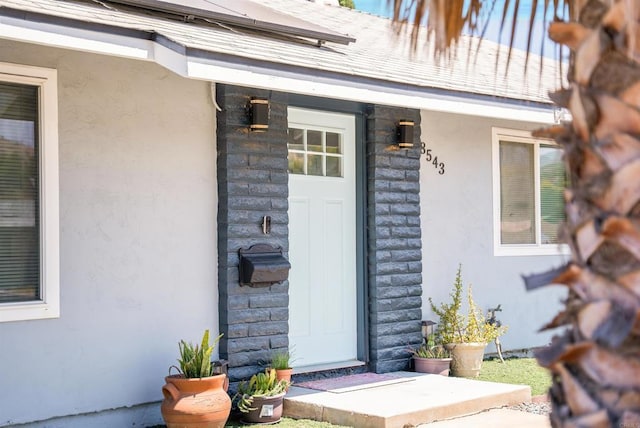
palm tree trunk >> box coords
[392,0,640,426]
[529,1,640,426]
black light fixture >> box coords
[422,320,436,341]
[249,97,269,132]
[397,120,415,149]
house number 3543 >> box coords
[421,142,445,175]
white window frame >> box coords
[492,127,570,257]
[0,62,59,322]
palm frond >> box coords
[390,0,571,65]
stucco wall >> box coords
[0,41,218,426]
[420,109,568,351]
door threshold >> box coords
[292,360,366,375]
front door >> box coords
[287,107,357,368]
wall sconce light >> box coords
[397,120,414,149]
[422,320,436,343]
[249,98,269,132]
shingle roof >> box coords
[0,0,560,104]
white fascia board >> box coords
[0,16,190,76]
[187,59,555,124]
[0,15,555,123]
[0,15,151,59]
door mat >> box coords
[295,373,414,393]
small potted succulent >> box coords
[408,333,452,376]
[234,368,290,424]
[161,330,231,428]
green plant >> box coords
[234,369,290,413]
[429,264,507,345]
[270,349,294,370]
[173,329,223,378]
[338,0,355,9]
[408,333,450,358]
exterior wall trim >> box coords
[491,127,571,257]
[0,62,60,323]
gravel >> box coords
[509,395,551,415]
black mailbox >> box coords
[238,244,291,287]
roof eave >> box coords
[0,7,555,123]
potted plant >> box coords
[429,264,507,378]
[408,333,452,376]
[161,330,231,428]
[234,368,290,424]
[269,349,294,384]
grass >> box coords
[477,357,552,396]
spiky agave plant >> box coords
[392,0,640,426]
[234,368,290,413]
[175,329,223,378]
[270,349,294,370]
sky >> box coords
[354,0,557,57]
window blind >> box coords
[0,82,40,303]
[499,141,535,245]
[539,145,565,244]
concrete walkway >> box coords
[417,408,551,427]
[284,372,543,428]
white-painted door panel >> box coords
[288,108,356,367]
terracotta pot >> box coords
[413,356,452,376]
[240,392,286,424]
[275,368,293,384]
[161,374,231,428]
[445,342,487,378]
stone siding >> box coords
[366,105,424,372]
[216,85,289,382]
[216,84,423,379]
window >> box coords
[0,63,59,322]
[492,128,568,256]
[288,127,343,177]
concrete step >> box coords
[283,371,531,428]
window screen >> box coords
[539,145,565,244]
[0,82,40,303]
[499,141,535,245]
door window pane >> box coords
[326,156,341,177]
[288,152,304,175]
[307,130,323,152]
[0,82,40,303]
[288,128,304,151]
[307,154,323,176]
[326,132,341,154]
